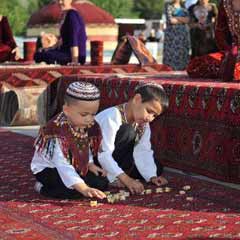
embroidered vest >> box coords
[116,103,146,144]
[35,112,102,176]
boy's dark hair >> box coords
[64,94,80,106]
[134,83,169,111]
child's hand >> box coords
[118,173,144,194]
[150,176,168,186]
[88,163,107,177]
[81,187,106,199]
[126,178,144,194]
[73,183,106,199]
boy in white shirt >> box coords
[31,81,107,199]
[95,82,169,194]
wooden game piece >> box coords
[156,187,163,193]
[164,187,171,192]
[104,191,111,195]
[183,185,191,191]
[186,197,194,201]
[113,193,120,201]
[90,201,98,207]
[145,189,152,194]
[123,192,130,197]
[119,195,126,201]
[107,196,114,204]
[179,190,186,195]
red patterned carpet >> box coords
[47,74,240,184]
[0,130,240,239]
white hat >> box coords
[66,81,100,101]
[185,0,198,9]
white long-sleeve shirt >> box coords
[95,106,157,183]
[31,139,93,189]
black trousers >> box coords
[111,124,163,180]
[35,168,108,199]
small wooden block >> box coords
[186,197,194,201]
[179,190,186,195]
[107,197,115,204]
[90,201,98,207]
[156,187,163,193]
[124,192,130,197]
[119,195,126,201]
[145,189,152,194]
[183,185,191,191]
[164,187,171,192]
[113,194,120,201]
[104,191,111,195]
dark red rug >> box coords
[0,130,240,239]
[46,74,240,184]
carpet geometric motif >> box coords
[0,130,239,239]
[0,64,172,89]
[48,74,240,184]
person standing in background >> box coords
[188,0,218,58]
[155,22,165,43]
[163,0,190,70]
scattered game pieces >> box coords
[104,191,111,195]
[105,190,131,204]
[103,184,191,205]
[145,189,152,194]
[183,185,191,191]
[90,201,98,207]
[179,190,186,195]
[123,192,130,197]
[164,187,171,192]
[119,195,126,201]
[156,187,163,193]
[107,197,115,204]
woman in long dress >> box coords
[34,0,87,65]
[189,0,218,57]
[163,0,191,70]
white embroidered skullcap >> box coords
[66,81,100,101]
[135,82,164,92]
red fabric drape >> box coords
[187,0,240,80]
[0,16,17,62]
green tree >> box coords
[37,0,52,8]
[91,0,138,18]
[210,0,219,6]
[0,0,29,35]
[133,0,164,19]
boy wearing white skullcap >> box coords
[31,81,107,199]
[96,82,169,194]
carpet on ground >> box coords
[0,130,239,239]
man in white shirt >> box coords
[95,82,169,194]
